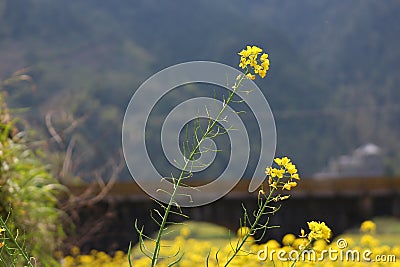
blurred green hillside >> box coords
[0,0,399,179]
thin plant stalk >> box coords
[149,75,247,267]
[223,187,275,266]
[0,215,34,267]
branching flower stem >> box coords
[223,187,276,266]
[150,74,247,267]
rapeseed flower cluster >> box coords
[265,156,300,191]
[306,221,332,242]
[63,219,400,266]
[360,220,376,233]
[62,249,128,267]
[238,45,270,80]
[360,234,379,247]
[282,233,296,246]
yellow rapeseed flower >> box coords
[299,229,306,238]
[282,233,296,246]
[271,181,278,189]
[260,53,269,62]
[238,45,270,79]
[291,173,300,179]
[274,157,291,167]
[307,221,331,242]
[264,239,281,249]
[286,163,297,174]
[313,239,328,252]
[71,246,80,256]
[282,181,297,190]
[266,157,300,192]
[282,183,291,191]
[238,46,252,57]
[280,195,290,200]
[180,226,191,238]
[239,57,248,69]
[360,220,376,233]
[391,246,400,257]
[249,45,262,54]
[360,234,379,247]
[292,238,308,250]
[246,73,256,80]
[258,69,267,78]
[272,168,285,178]
[237,226,251,238]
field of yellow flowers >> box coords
[61,217,400,266]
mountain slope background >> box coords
[0,0,399,179]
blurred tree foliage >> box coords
[0,0,399,177]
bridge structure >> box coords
[71,177,400,252]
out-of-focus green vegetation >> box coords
[1,74,66,266]
[0,0,399,178]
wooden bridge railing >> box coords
[69,176,400,200]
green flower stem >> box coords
[150,75,247,267]
[0,216,34,267]
[223,187,275,267]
